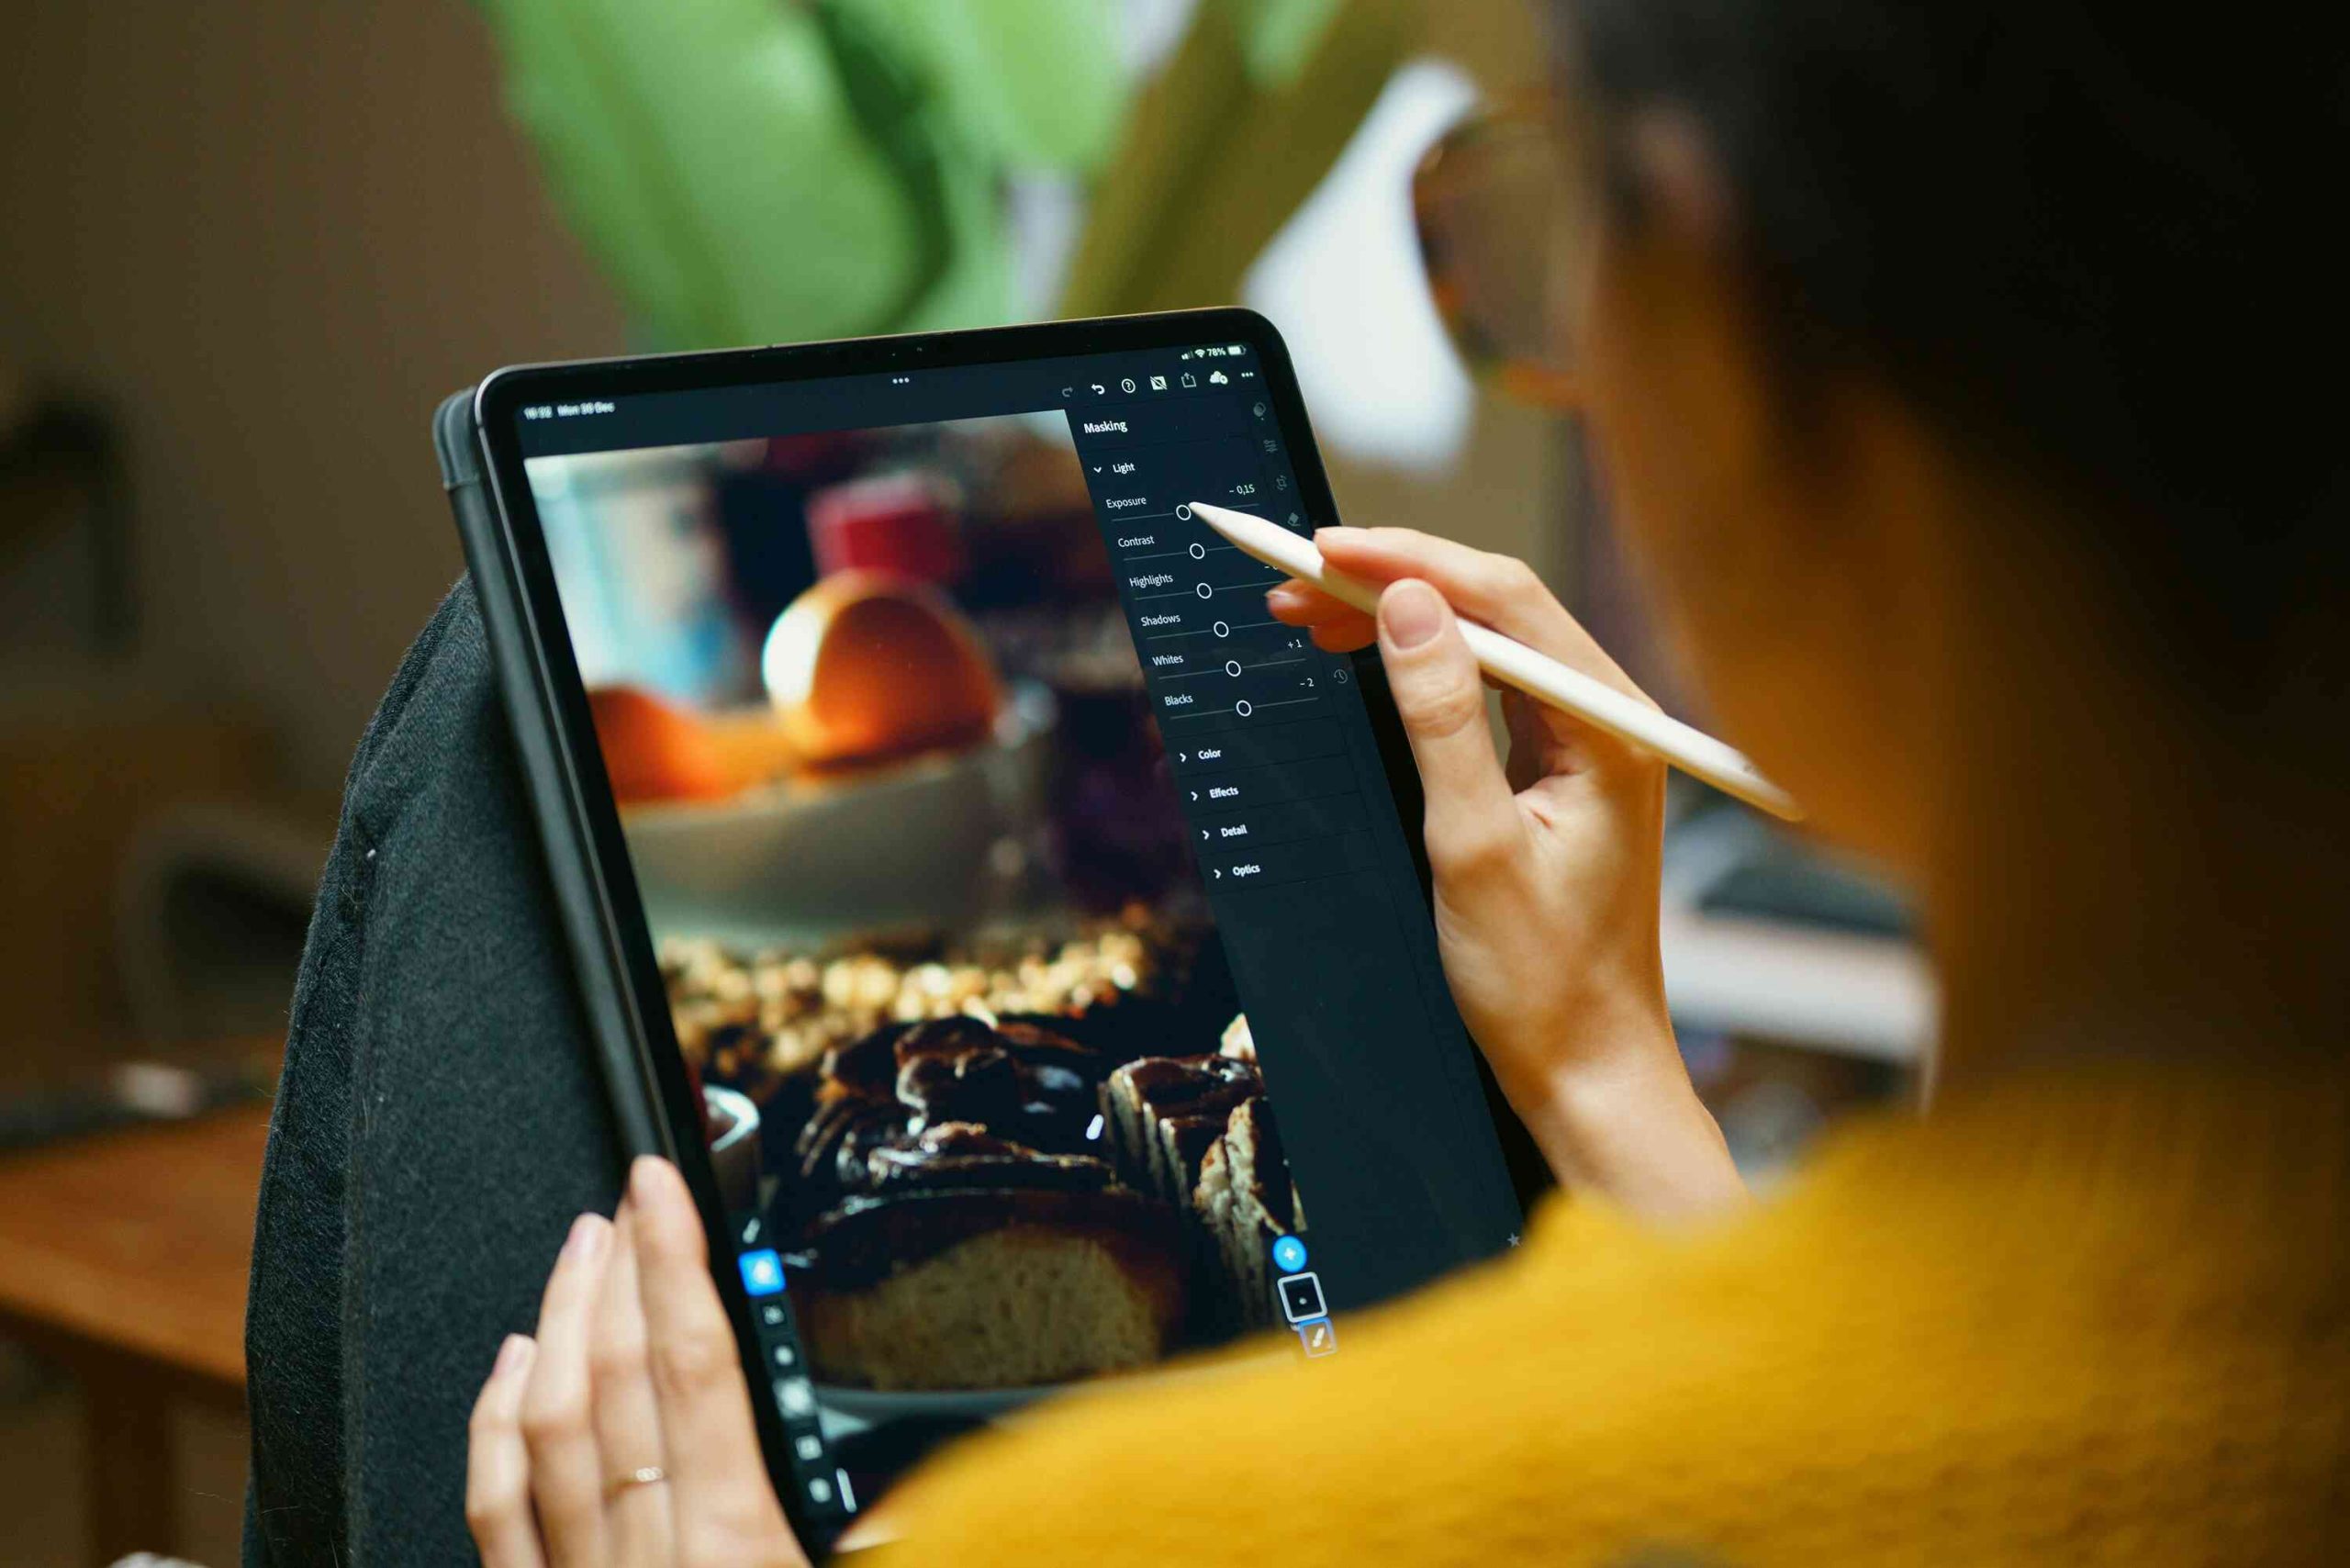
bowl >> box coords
[619,684,1053,946]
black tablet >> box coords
[436,308,1544,1555]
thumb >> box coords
[1378,579,1519,874]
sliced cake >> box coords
[789,1123,1185,1389]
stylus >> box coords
[1188,500,1803,822]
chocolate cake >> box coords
[891,1016,1104,1153]
[789,1122,1184,1390]
[738,968,1306,1387]
[864,1122,1116,1194]
[1098,1052,1303,1330]
[784,1021,1191,1389]
[1195,1097,1300,1329]
[664,920,1222,1195]
[1099,1055,1259,1204]
[790,1093,911,1225]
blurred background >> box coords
[0,2,1925,1562]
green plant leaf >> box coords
[479,0,925,347]
[850,0,1128,171]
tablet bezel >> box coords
[460,308,1550,1554]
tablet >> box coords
[437,309,1543,1554]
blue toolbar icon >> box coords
[1271,1235,1307,1274]
[739,1249,786,1296]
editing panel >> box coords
[1069,380,1378,902]
[1062,356,1522,1323]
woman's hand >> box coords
[1269,527,1744,1219]
[467,1157,811,1568]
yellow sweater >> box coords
[875,1060,2349,1563]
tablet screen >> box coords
[508,334,1526,1525]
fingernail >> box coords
[1313,526,1362,547]
[1380,579,1447,650]
[497,1333,535,1377]
[564,1212,608,1260]
[629,1154,674,1207]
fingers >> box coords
[521,1214,616,1567]
[628,1157,805,1566]
[591,1206,675,1563]
[1308,620,1374,654]
[1267,583,1378,654]
[469,1335,550,1568]
[1315,527,1653,707]
[1376,580,1523,878]
[1266,578,1367,625]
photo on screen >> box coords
[526,411,1308,1495]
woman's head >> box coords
[1547,2,2347,874]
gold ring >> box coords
[608,1465,668,1496]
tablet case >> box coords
[433,388,670,1159]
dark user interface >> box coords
[514,340,1522,1526]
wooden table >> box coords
[0,1103,270,1562]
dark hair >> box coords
[1559,2,2348,694]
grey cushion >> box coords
[242,579,621,1565]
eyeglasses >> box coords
[1411,96,1599,412]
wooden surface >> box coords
[0,1101,271,1561]
[0,1102,268,1393]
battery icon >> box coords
[1227,343,1247,354]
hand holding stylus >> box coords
[1192,502,1797,821]
[1255,522,1750,1220]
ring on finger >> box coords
[607,1464,669,1498]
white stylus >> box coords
[1188,500,1802,822]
